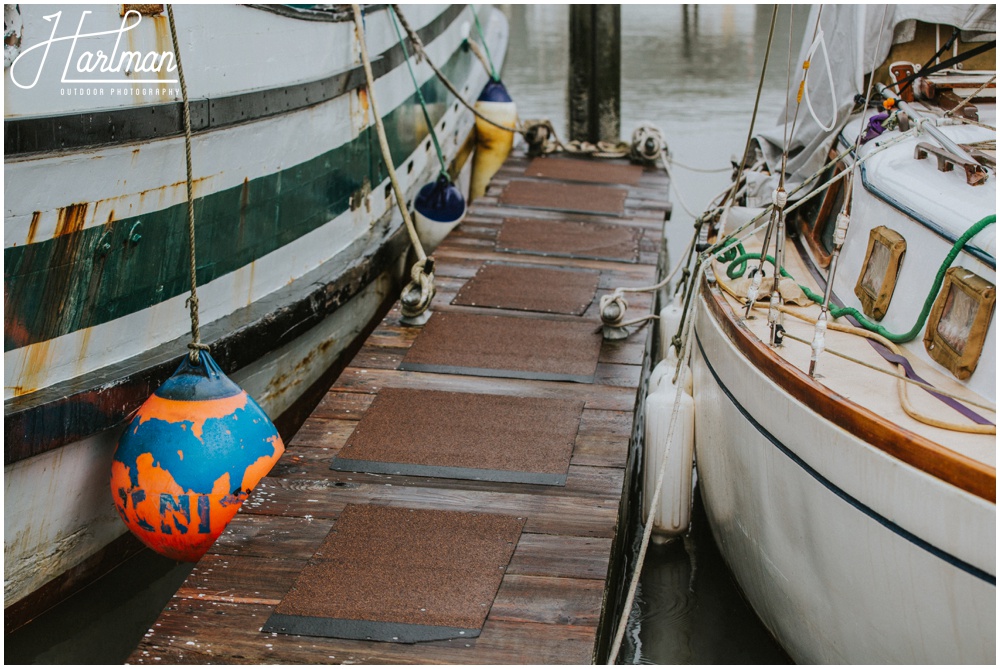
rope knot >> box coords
[400,257,436,320]
[599,290,629,328]
[630,124,666,164]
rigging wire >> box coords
[389,7,448,178]
[469,4,499,81]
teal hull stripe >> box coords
[4,43,474,352]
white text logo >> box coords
[10,10,177,89]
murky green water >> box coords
[501,5,806,664]
[7,5,805,664]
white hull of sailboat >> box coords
[692,295,995,664]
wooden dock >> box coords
[130,151,670,664]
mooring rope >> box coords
[352,5,435,318]
[165,5,210,363]
[391,4,519,134]
[943,74,997,122]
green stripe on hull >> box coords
[4,46,474,352]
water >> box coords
[502,4,808,663]
[7,6,803,663]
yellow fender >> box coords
[471,80,517,201]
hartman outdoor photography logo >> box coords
[7,7,179,96]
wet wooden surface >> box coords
[130,152,669,664]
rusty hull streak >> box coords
[121,4,164,17]
[26,212,41,245]
[263,337,337,403]
[53,203,89,239]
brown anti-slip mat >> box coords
[496,218,642,263]
[331,387,583,485]
[451,262,600,316]
[399,310,603,383]
[499,179,627,216]
[524,156,644,185]
[263,505,525,642]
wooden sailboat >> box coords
[675,5,994,662]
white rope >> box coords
[802,27,838,132]
[666,158,731,174]
[660,154,703,220]
[352,4,434,317]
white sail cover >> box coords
[750,4,996,204]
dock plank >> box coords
[130,150,668,664]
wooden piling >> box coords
[569,5,622,143]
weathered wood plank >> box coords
[133,599,598,665]
[326,366,640,412]
[491,574,607,626]
[240,479,624,539]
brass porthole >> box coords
[854,226,906,320]
[924,267,996,380]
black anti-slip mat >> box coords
[495,217,642,263]
[331,387,584,485]
[451,262,600,316]
[263,505,525,642]
[399,311,604,383]
[498,179,627,216]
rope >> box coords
[943,74,997,120]
[352,4,434,319]
[469,4,498,81]
[715,277,997,423]
[801,26,838,132]
[666,158,731,174]
[391,4,519,135]
[721,4,777,213]
[389,7,447,177]
[165,5,210,363]
[606,260,704,664]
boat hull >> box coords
[692,287,996,664]
[4,3,507,622]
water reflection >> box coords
[500,4,806,664]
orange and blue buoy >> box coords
[110,352,284,562]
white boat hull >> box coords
[692,292,996,663]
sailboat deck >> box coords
[129,152,670,664]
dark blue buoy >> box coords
[413,173,467,251]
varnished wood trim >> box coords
[700,280,996,503]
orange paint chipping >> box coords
[135,392,249,441]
